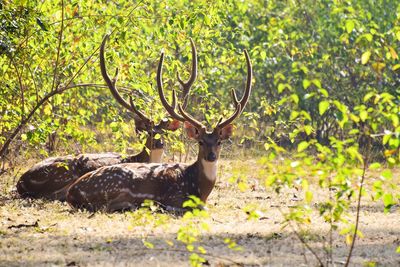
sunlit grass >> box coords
[1,156,398,266]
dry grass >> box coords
[0,157,399,267]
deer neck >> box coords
[134,146,163,163]
[192,157,218,203]
[122,148,148,163]
[149,148,163,163]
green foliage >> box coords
[260,89,399,264]
[1,0,399,265]
[178,197,209,267]
[2,0,399,159]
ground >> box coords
[0,158,399,267]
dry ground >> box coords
[0,158,399,267]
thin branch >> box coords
[370,132,399,137]
[292,224,324,267]
[344,141,370,267]
[11,58,25,119]
[27,64,39,105]
[279,209,324,267]
[50,0,64,93]
[0,83,114,160]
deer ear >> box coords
[184,121,200,139]
[219,124,234,140]
[167,119,181,131]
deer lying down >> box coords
[66,38,252,212]
[16,117,180,201]
[66,122,234,212]
[16,34,196,201]
[17,153,134,200]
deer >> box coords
[66,39,252,212]
[16,34,196,201]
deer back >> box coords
[17,153,130,200]
[66,162,200,212]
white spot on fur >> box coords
[201,159,217,181]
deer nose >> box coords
[206,152,217,162]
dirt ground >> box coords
[0,158,399,267]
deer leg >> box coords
[105,191,141,212]
[49,183,72,201]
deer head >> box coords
[100,34,198,159]
[156,43,252,164]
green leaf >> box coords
[290,110,299,120]
[312,79,321,89]
[304,125,313,135]
[359,110,368,122]
[383,193,394,207]
[392,64,400,71]
[198,246,207,254]
[319,88,329,97]
[290,94,299,104]
[303,79,311,89]
[277,83,286,93]
[319,101,330,115]
[363,92,374,102]
[361,51,371,65]
[396,246,400,253]
[297,141,309,152]
[305,190,313,203]
[345,20,355,33]
[396,31,400,41]
[387,157,396,165]
[391,114,399,127]
[260,51,267,60]
[363,33,373,42]
[380,169,393,180]
[368,162,381,170]
[383,134,391,145]
[143,240,154,249]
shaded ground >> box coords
[0,158,399,266]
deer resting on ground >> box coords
[16,35,198,200]
[66,37,252,212]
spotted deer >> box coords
[16,35,196,201]
[66,40,252,212]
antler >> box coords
[216,49,252,129]
[157,38,198,122]
[177,104,206,130]
[158,40,252,131]
[100,34,152,125]
[157,52,186,122]
[177,38,197,109]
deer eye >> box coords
[199,141,204,146]
[217,141,222,146]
